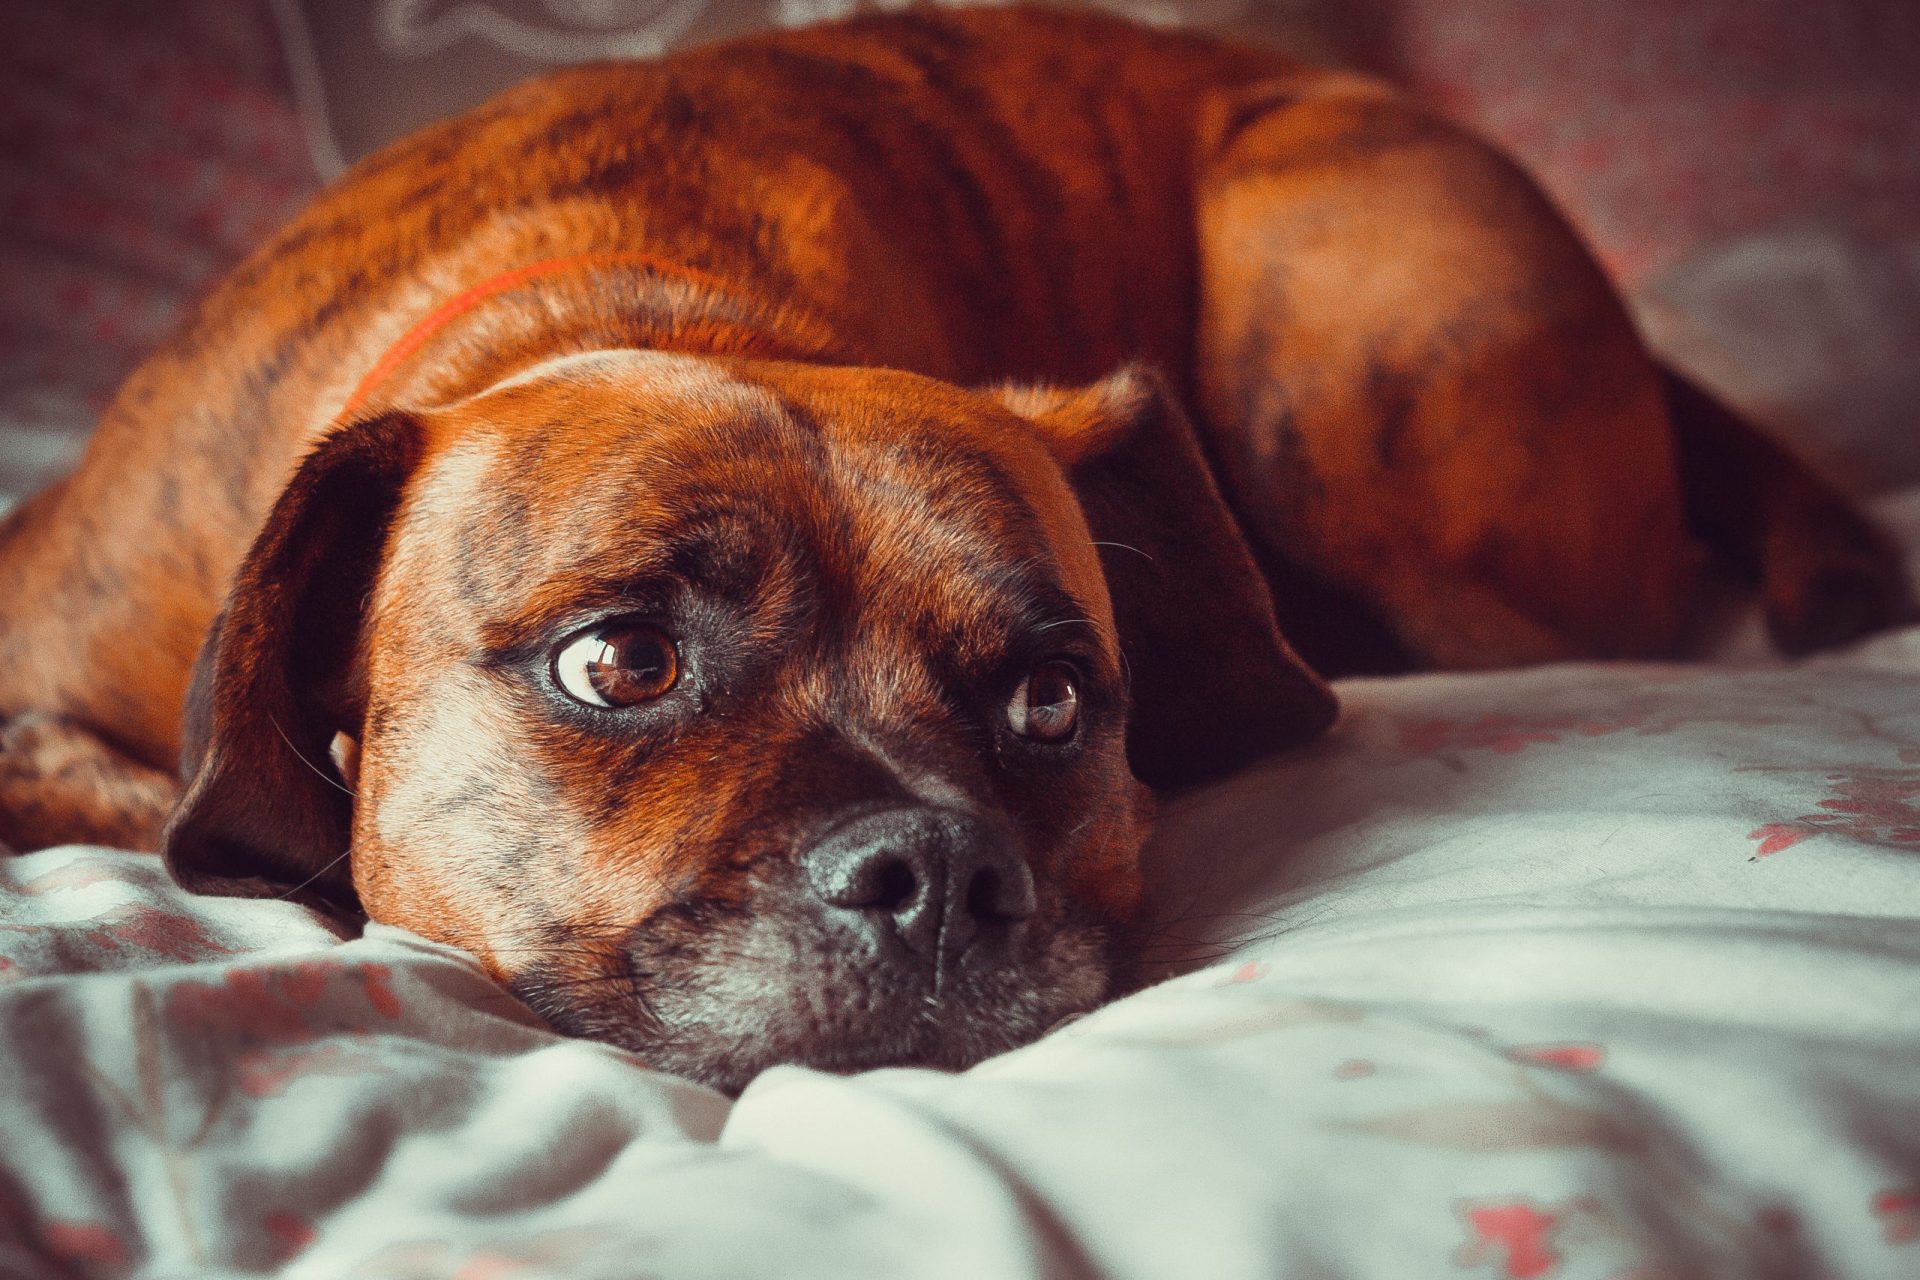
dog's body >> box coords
[0,8,1901,1087]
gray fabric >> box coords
[270,0,1340,175]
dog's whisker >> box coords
[1090,540,1155,565]
[1032,616,1101,636]
[266,713,356,798]
[274,844,357,902]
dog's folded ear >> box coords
[162,413,429,914]
[1001,365,1337,790]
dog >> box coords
[0,7,1902,1091]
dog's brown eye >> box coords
[551,622,679,708]
[1008,660,1080,743]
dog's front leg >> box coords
[0,713,176,853]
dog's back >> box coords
[0,9,1285,766]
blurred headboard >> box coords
[2,1,1914,518]
[270,1,1348,176]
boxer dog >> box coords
[0,8,1901,1091]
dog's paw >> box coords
[1763,493,1914,657]
[0,714,177,853]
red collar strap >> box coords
[339,251,825,418]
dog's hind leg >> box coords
[1660,367,1910,655]
[1188,71,1703,675]
[0,714,176,853]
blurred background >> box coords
[2,0,1916,513]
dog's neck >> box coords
[339,252,848,419]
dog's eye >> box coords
[550,621,679,708]
[1007,660,1080,743]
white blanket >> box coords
[4,626,1919,1278]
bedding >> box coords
[4,591,1919,1278]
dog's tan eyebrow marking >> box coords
[468,517,811,669]
[906,571,1117,691]
[475,348,778,410]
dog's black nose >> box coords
[804,808,1036,963]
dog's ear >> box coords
[162,413,429,913]
[1001,365,1337,790]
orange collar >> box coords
[339,251,821,418]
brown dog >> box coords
[0,8,1901,1090]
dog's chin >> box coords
[509,911,1121,1096]
[627,991,1082,1096]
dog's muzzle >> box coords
[581,800,1110,1094]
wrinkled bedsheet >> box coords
[3,631,1918,1279]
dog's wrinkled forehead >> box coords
[389,350,1113,654]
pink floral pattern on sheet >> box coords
[1754,1204,1801,1238]
[167,960,404,1044]
[0,1182,131,1274]
[1747,767,1920,856]
[163,961,405,1105]
[239,1042,392,1098]
[82,904,235,962]
[1734,705,1920,855]
[1388,687,1920,869]
[262,1210,318,1263]
[34,964,412,1269]
[39,1220,129,1269]
[167,962,339,1040]
[0,902,236,967]
[1875,1189,1920,1245]
[1454,1197,1600,1278]
[1508,1043,1606,1072]
[1,854,243,971]
[1225,960,1270,985]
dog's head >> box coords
[163,351,1332,1092]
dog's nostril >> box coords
[966,867,1002,921]
[815,847,921,912]
[964,865,1035,922]
[869,855,919,913]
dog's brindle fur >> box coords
[0,9,1902,1090]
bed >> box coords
[5,579,1920,1278]
[3,3,1917,1278]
